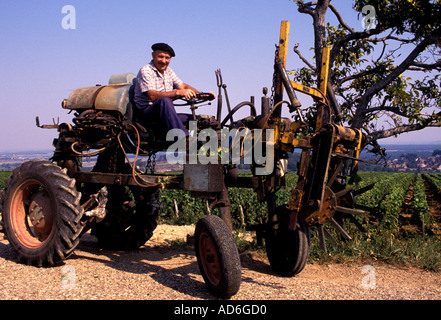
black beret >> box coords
[151,43,175,57]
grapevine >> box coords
[411,174,431,232]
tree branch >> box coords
[297,0,331,73]
[410,61,441,71]
[329,27,385,67]
[363,106,412,118]
[351,30,441,129]
[293,44,316,70]
[366,120,441,143]
[297,1,317,16]
[336,64,387,87]
[366,31,416,44]
[328,3,355,34]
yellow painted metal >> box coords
[319,46,331,96]
[287,46,331,103]
[290,81,325,102]
[278,21,290,67]
[274,21,290,100]
[315,46,332,130]
[353,128,363,167]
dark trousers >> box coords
[135,97,189,138]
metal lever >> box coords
[36,116,59,129]
[275,58,302,111]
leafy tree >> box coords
[291,0,441,155]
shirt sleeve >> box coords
[137,65,155,93]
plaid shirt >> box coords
[134,61,183,109]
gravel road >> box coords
[1,224,440,300]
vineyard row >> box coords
[160,172,441,234]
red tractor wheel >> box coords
[195,215,241,299]
[1,160,84,266]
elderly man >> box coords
[134,43,199,138]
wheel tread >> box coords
[1,160,84,266]
[195,215,241,299]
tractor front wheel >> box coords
[265,210,310,277]
[195,215,241,299]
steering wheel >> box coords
[172,92,215,106]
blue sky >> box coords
[0,0,439,152]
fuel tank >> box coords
[62,73,136,115]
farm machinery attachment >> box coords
[0,21,370,299]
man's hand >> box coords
[176,88,197,100]
[207,91,216,99]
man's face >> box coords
[152,50,171,74]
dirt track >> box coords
[1,224,440,300]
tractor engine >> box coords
[51,73,136,174]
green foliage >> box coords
[352,172,403,208]
[292,0,441,142]
[159,189,209,226]
[0,171,11,190]
[377,173,413,231]
[159,173,299,229]
[327,171,441,271]
[423,173,441,195]
[326,23,373,73]
[354,0,441,37]
[412,174,431,228]
[310,226,441,272]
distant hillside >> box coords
[1,143,441,173]
[284,144,441,172]
[0,151,53,171]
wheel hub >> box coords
[199,232,221,286]
[305,186,337,225]
[29,204,43,225]
[28,192,54,241]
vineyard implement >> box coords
[0,21,371,299]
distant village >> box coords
[388,150,441,172]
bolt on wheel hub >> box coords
[28,192,54,241]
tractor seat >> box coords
[108,73,137,123]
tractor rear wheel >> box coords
[195,215,241,299]
[1,160,84,266]
[265,209,310,277]
[91,187,160,250]
[85,145,160,250]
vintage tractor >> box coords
[0,21,368,299]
